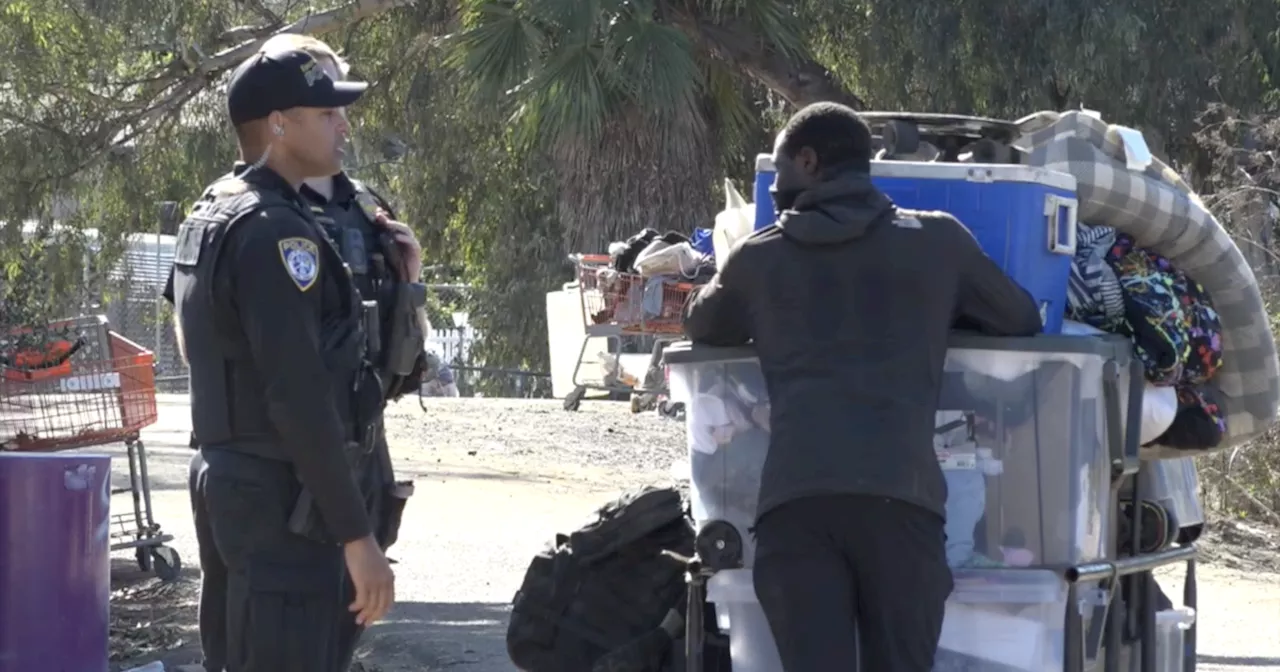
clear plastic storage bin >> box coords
[705,570,784,672]
[1133,457,1205,537]
[935,569,1069,672]
[664,334,1134,569]
[1154,607,1196,672]
[705,568,1069,672]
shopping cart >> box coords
[562,253,693,415]
[1,315,181,580]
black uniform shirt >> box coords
[172,165,371,543]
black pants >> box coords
[189,451,227,672]
[334,429,393,671]
[190,449,349,672]
[753,494,954,672]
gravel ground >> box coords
[381,395,688,480]
[97,394,1280,672]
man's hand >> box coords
[344,535,396,626]
[375,209,423,282]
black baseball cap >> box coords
[226,48,368,126]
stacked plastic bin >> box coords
[666,154,1195,672]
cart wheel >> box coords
[659,401,686,422]
[629,395,643,414]
[135,545,152,572]
[563,386,585,412]
[152,547,182,582]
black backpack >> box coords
[507,486,698,672]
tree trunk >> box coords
[664,3,866,111]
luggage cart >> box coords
[562,253,692,416]
[0,315,181,580]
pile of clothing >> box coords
[1066,223,1226,450]
[588,228,717,326]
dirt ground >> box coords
[101,394,1280,672]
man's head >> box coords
[226,46,365,180]
[770,102,873,211]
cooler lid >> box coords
[754,154,1076,192]
[870,161,1077,192]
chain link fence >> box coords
[99,232,186,393]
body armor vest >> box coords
[305,178,424,398]
[173,172,373,459]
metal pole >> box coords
[157,202,179,360]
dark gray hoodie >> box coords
[684,170,1042,520]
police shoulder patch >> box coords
[210,178,250,197]
[277,237,320,291]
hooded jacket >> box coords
[684,170,1043,520]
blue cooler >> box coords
[754,154,1078,333]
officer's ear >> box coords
[268,111,287,138]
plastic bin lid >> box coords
[949,569,1067,604]
[1155,607,1197,628]
[662,332,1133,366]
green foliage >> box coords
[448,0,794,249]
[8,0,1280,405]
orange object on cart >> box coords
[1,337,84,382]
[572,254,695,335]
[1,328,159,452]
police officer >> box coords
[255,33,429,669]
[170,47,396,672]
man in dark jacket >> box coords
[683,102,1043,671]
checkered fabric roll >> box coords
[1015,110,1279,458]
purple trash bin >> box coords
[0,452,112,672]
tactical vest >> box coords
[173,173,374,458]
[306,179,424,397]
[308,180,389,299]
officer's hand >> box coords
[375,210,423,282]
[344,535,396,625]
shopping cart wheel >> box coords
[563,386,586,412]
[151,546,182,582]
[658,400,685,422]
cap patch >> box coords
[300,58,327,87]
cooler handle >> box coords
[1045,194,1079,256]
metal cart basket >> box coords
[563,253,692,415]
[1,315,181,580]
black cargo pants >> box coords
[189,448,348,672]
[334,423,397,671]
[752,494,954,672]
[188,450,226,672]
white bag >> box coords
[633,240,702,278]
[712,178,755,271]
